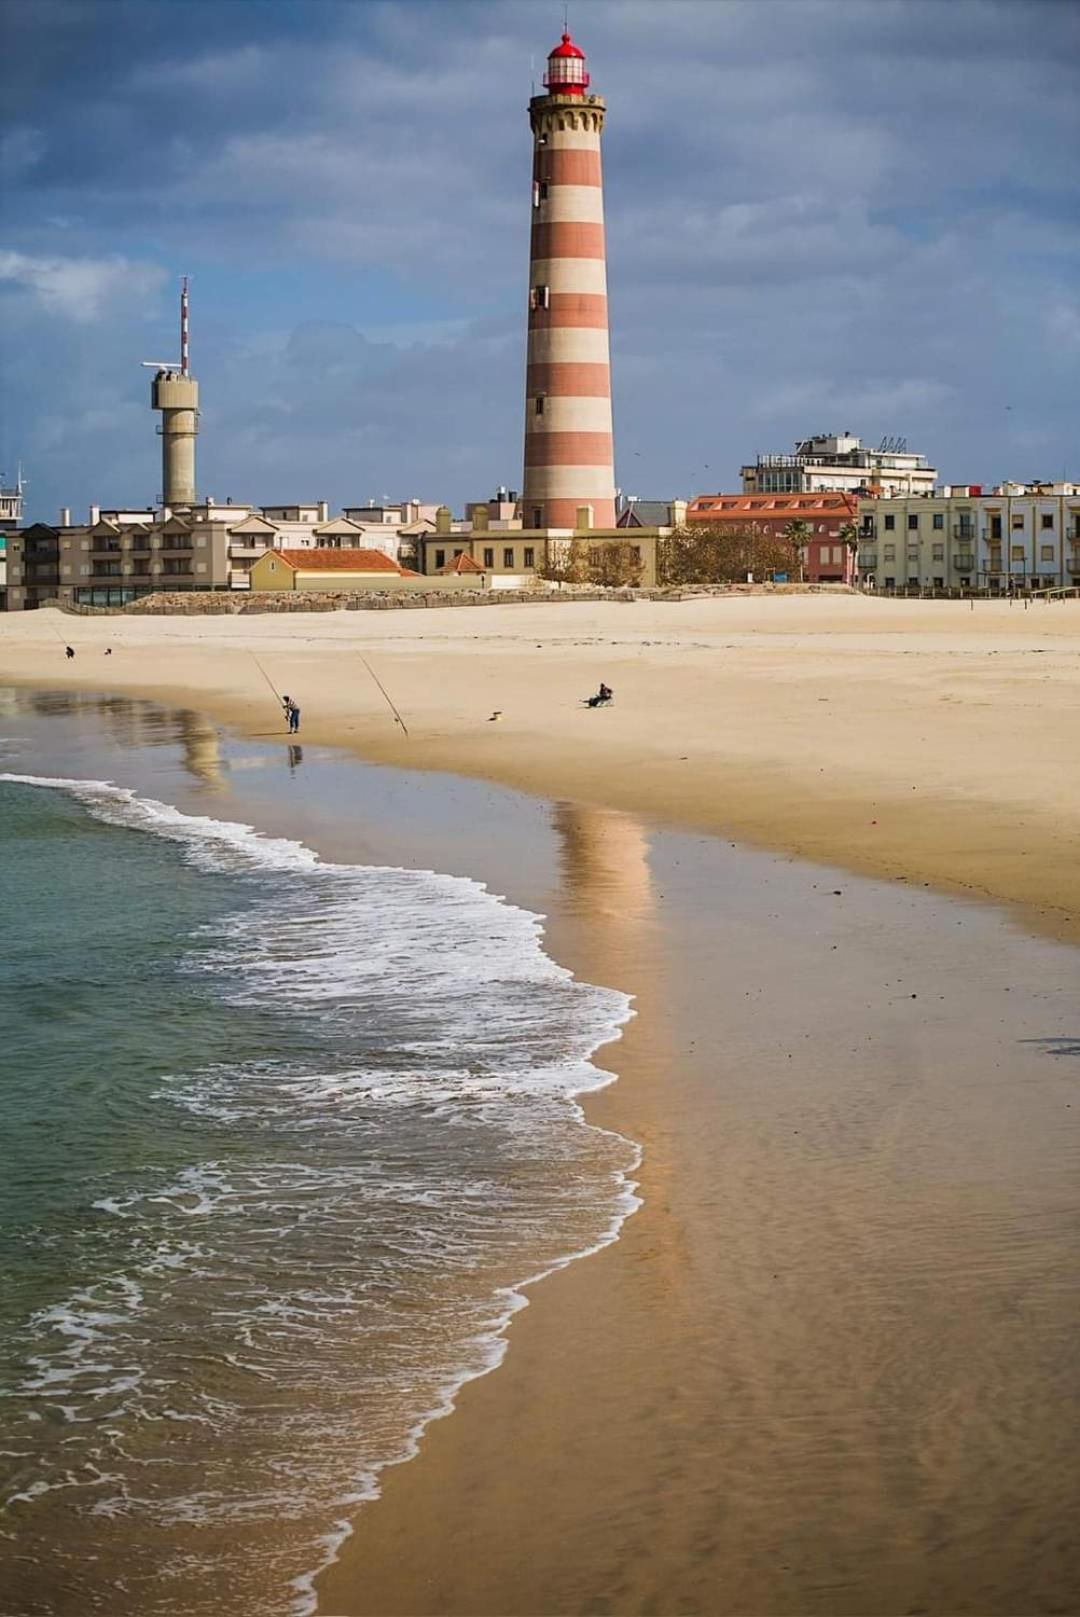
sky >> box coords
[1,0,1078,523]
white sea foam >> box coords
[0,771,640,1617]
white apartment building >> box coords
[743,433,937,499]
[858,484,1080,593]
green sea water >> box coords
[0,763,635,1616]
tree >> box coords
[656,525,798,586]
[537,538,643,589]
[838,522,860,581]
[783,519,811,582]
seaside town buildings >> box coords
[5,499,437,610]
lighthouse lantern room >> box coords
[543,32,590,95]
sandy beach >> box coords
[3,596,1079,1616]
[3,595,1080,943]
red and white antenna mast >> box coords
[180,276,190,377]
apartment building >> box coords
[858,484,1080,592]
[742,433,937,499]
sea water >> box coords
[0,771,636,1615]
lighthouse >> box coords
[522,31,615,532]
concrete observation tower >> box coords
[522,31,616,531]
[149,278,199,508]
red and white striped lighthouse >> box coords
[522,31,615,532]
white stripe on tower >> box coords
[523,32,615,532]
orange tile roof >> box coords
[437,553,486,574]
[271,548,404,573]
[689,493,858,514]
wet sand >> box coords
[314,816,1080,1617]
[2,621,1079,1615]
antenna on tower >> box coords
[180,276,190,378]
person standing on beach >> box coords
[65,645,75,659]
[282,696,301,734]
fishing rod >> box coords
[360,655,409,738]
[250,653,288,723]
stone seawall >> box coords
[47,582,855,616]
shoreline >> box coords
[2,596,1079,947]
[4,683,1079,1617]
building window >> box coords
[524,547,535,567]
[883,544,896,560]
[908,514,919,530]
[884,577,895,589]
[933,577,944,589]
[532,507,542,528]
[1040,544,1055,561]
[1012,514,1025,530]
[990,516,1003,539]
[932,513,944,530]
[932,544,944,561]
[1011,545,1025,562]
[535,395,545,416]
[435,549,445,569]
[483,547,494,568]
[1041,513,1054,529]
[884,514,895,530]
[503,548,514,568]
[530,285,550,311]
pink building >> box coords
[522,32,616,531]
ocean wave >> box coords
[0,772,639,1616]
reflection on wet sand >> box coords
[551,800,654,927]
[11,690,227,791]
[177,710,224,790]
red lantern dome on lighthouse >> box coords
[544,31,590,96]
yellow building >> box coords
[250,547,431,592]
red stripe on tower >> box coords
[522,31,615,532]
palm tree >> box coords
[783,519,811,583]
[838,522,860,584]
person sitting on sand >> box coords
[586,682,613,708]
[65,646,75,660]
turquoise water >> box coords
[0,770,635,1615]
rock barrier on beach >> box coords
[45,582,855,616]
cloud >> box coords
[2,0,1078,519]
[0,249,164,321]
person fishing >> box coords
[282,695,301,734]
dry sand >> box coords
[3,594,1079,942]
